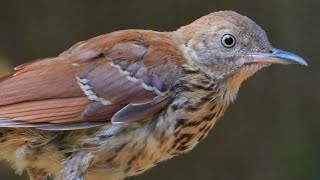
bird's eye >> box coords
[221,34,236,48]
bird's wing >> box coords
[0,30,184,130]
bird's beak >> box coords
[246,48,308,66]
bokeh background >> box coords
[0,0,318,180]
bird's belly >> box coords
[93,135,175,178]
[89,127,204,178]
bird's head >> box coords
[177,11,307,100]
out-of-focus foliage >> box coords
[0,56,12,76]
[0,1,318,180]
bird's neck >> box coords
[159,64,236,155]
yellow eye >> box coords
[221,34,236,48]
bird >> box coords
[0,11,307,180]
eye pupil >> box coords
[221,34,236,48]
[224,37,233,45]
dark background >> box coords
[0,0,319,180]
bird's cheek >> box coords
[235,56,246,65]
[188,46,214,65]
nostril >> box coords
[268,50,274,53]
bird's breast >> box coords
[81,89,230,178]
[165,97,226,155]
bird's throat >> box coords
[224,64,265,102]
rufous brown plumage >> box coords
[0,11,307,180]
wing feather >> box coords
[0,30,184,130]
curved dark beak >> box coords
[247,48,308,66]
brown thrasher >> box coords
[0,11,307,180]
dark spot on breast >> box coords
[189,82,215,91]
[184,105,201,112]
[222,91,227,100]
[176,145,189,152]
[171,104,179,111]
[175,118,187,129]
[210,104,217,111]
[64,152,72,158]
[203,125,211,134]
[159,130,166,143]
[106,155,117,162]
[174,133,195,146]
[0,138,7,143]
[199,124,209,133]
[173,129,181,137]
[182,68,200,74]
[217,105,225,116]
[210,96,217,102]
[200,95,212,101]
[182,85,193,92]
[198,133,207,142]
[171,99,189,112]
[200,79,210,84]
[128,155,137,166]
[125,155,138,173]
[194,99,207,108]
[185,121,202,127]
[28,140,45,147]
[148,119,158,133]
[174,134,195,152]
[202,113,216,121]
[131,142,138,150]
[82,142,97,148]
[191,84,207,90]
[98,134,113,140]
[115,143,127,152]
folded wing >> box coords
[0,30,184,130]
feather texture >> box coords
[0,30,184,130]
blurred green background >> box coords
[0,0,318,180]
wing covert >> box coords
[0,30,184,130]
